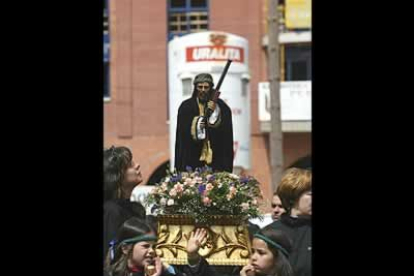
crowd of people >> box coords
[104,73,312,276]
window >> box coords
[284,44,311,81]
[103,0,110,98]
[168,0,209,40]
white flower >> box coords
[229,174,239,180]
[241,202,250,211]
[206,183,214,191]
[167,199,175,206]
[160,198,167,206]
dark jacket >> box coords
[103,199,146,259]
[175,97,233,173]
[104,266,181,276]
[178,257,220,276]
[104,258,214,276]
[265,214,312,276]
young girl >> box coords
[104,217,168,276]
[182,227,292,276]
[240,228,293,276]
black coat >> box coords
[175,97,233,172]
[103,199,146,259]
[265,214,312,276]
[177,257,221,276]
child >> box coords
[104,217,167,276]
[240,228,293,276]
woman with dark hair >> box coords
[104,146,147,260]
[240,227,293,276]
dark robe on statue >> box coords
[175,96,233,173]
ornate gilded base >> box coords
[155,215,252,266]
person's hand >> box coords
[145,257,163,276]
[240,264,255,276]
[185,228,207,265]
[186,228,207,254]
[207,100,216,111]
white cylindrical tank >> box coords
[168,31,251,172]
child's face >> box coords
[250,238,276,275]
[131,241,156,267]
[295,190,312,216]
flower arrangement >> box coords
[146,166,263,224]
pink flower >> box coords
[203,197,212,206]
[169,188,177,197]
[206,183,214,191]
[174,183,184,193]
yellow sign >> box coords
[285,0,312,29]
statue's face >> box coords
[196,82,211,103]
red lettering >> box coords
[186,46,244,63]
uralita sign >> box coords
[185,33,244,63]
[186,46,244,63]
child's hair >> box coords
[104,217,156,276]
[276,168,312,212]
[253,227,294,276]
